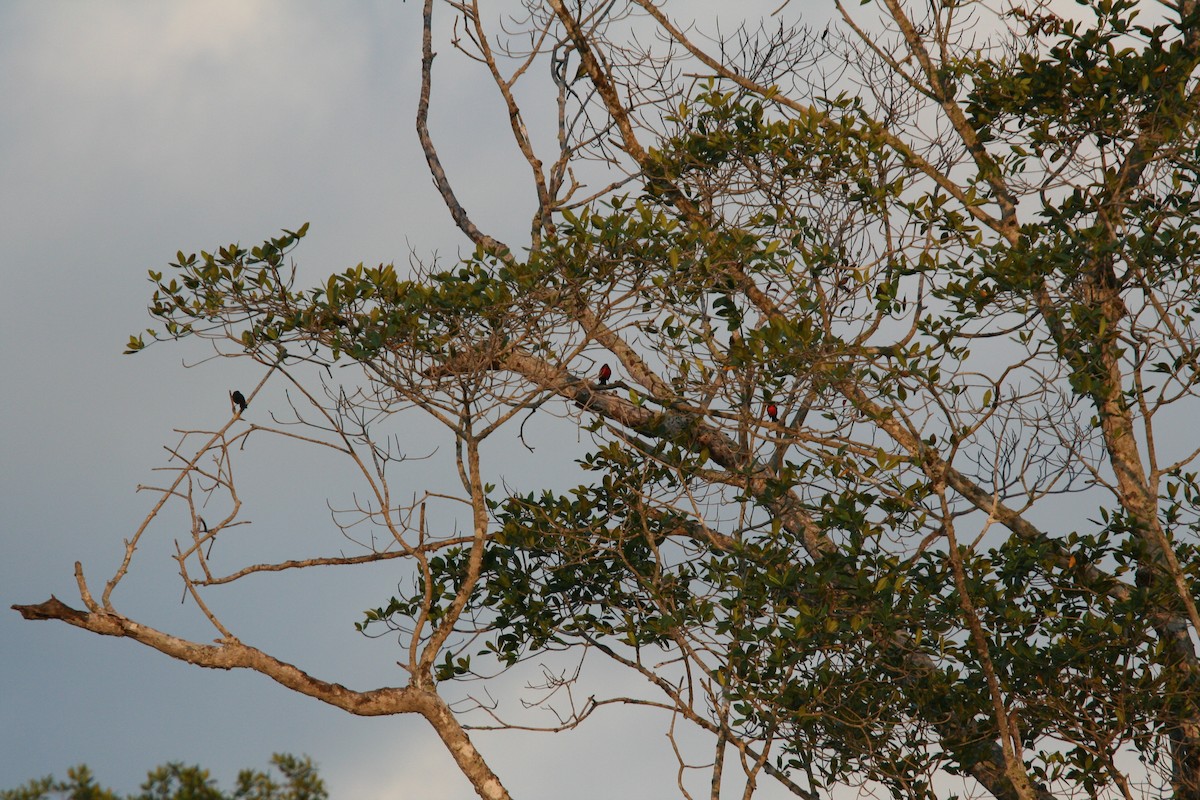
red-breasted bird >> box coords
[598,363,612,386]
[767,403,778,421]
[230,390,248,414]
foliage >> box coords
[1,756,325,800]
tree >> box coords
[15,0,1200,798]
[0,767,119,800]
[231,754,327,800]
[1,755,325,800]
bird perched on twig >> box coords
[766,402,779,422]
[597,363,612,386]
[230,390,248,414]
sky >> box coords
[0,2,838,798]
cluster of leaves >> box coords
[128,224,528,381]
[367,443,1187,788]
[969,0,1195,156]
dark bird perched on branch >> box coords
[597,363,612,386]
[766,402,779,422]
[230,390,248,414]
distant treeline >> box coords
[1,753,325,800]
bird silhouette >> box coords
[598,363,612,386]
[230,390,248,414]
[767,402,779,422]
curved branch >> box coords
[418,0,515,264]
[14,568,512,800]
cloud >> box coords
[4,1,374,190]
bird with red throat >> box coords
[766,402,778,422]
[598,363,612,386]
